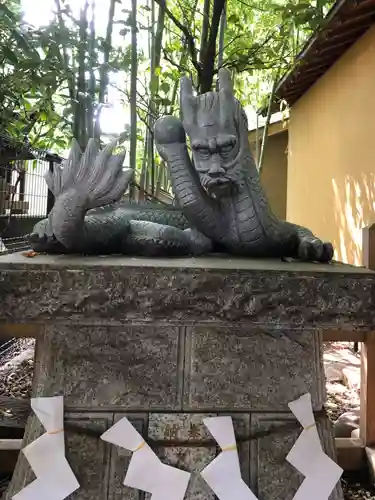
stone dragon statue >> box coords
[28,69,333,262]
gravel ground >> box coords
[0,338,34,400]
[0,475,11,496]
[342,475,375,500]
[0,339,373,498]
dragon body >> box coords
[29,69,333,262]
[30,200,191,255]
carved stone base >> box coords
[1,254,369,499]
[4,325,341,499]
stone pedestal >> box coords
[1,254,375,499]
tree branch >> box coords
[223,27,280,65]
[153,0,201,77]
[162,49,189,72]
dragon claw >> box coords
[298,237,333,263]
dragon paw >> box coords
[45,137,133,210]
[28,218,65,253]
[298,237,334,263]
[183,228,213,255]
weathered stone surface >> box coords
[250,413,343,500]
[184,326,325,410]
[32,324,184,410]
[0,254,361,499]
[65,413,113,500]
[0,254,374,331]
[5,413,113,500]
[145,413,250,499]
[227,413,251,486]
[108,413,147,500]
[148,413,216,500]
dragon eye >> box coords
[195,147,210,158]
[220,143,235,154]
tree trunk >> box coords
[149,2,165,194]
[199,0,225,93]
[77,0,89,149]
[216,0,226,71]
[129,0,138,194]
[54,0,75,102]
[139,0,154,200]
[258,42,289,172]
[99,0,116,104]
[140,0,165,198]
[200,0,210,65]
[87,0,96,139]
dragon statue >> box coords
[28,69,333,262]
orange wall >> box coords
[288,25,375,265]
[249,131,288,219]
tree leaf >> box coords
[2,46,19,64]
[159,82,170,94]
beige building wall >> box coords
[288,25,375,265]
[249,130,288,220]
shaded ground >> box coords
[0,339,373,498]
[324,342,375,500]
[342,472,375,500]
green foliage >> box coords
[153,0,334,106]
[0,0,67,150]
[1,0,334,186]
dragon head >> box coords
[180,68,252,199]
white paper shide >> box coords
[287,393,343,500]
[100,417,191,500]
[200,416,259,500]
[12,396,80,500]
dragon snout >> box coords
[208,165,226,178]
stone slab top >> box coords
[1,252,375,329]
[0,252,374,276]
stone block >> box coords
[5,413,113,500]
[65,413,113,500]
[148,413,216,500]
[108,413,148,500]
[184,326,325,411]
[250,413,343,500]
[34,324,184,410]
[0,254,374,331]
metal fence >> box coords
[0,140,62,256]
[0,137,176,256]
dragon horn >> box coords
[218,68,235,130]
[180,74,196,127]
[218,68,233,95]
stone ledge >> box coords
[0,252,374,274]
[0,254,374,329]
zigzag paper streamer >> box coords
[286,393,343,500]
[200,416,259,500]
[100,417,191,500]
[12,396,79,500]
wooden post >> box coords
[360,226,375,479]
[362,223,375,270]
[362,225,375,444]
[360,334,375,446]
[360,333,375,481]
[0,323,42,339]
